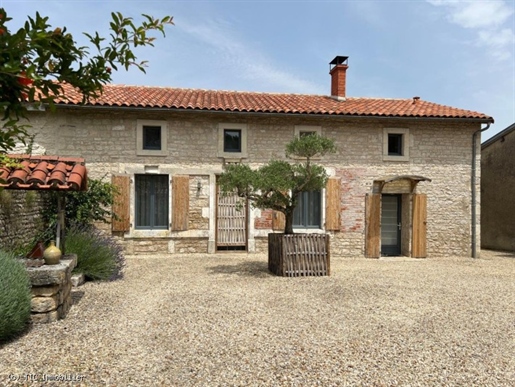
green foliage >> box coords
[286,134,336,159]
[41,176,118,236]
[219,133,336,234]
[0,8,174,151]
[66,225,124,281]
[0,250,31,342]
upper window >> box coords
[224,129,242,152]
[294,125,322,138]
[143,126,162,150]
[218,123,248,159]
[137,120,168,156]
[135,174,169,230]
[293,190,322,228]
[388,133,403,156]
[383,128,409,161]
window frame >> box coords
[137,120,168,156]
[383,128,409,162]
[134,174,170,230]
[218,123,248,159]
[293,125,323,160]
[294,125,322,138]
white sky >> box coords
[3,0,515,140]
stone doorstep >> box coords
[71,273,85,287]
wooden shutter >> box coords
[325,178,341,231]
[172,175,189,231]
[412,194,427,258]
[112,175,130,232]
[365,193,381,258]
[272,211,285,231]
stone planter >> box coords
[268,233,330,277]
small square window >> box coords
[218,124,248,159]
[143,126,162,150]
[137,120,168,156]
[224,129,242,152]
[388,134,403,156]
[383,128,409,161]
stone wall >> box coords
[26,255,76,323]
[21,109,481,257]
[0,190,48,252]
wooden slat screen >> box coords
[112,175,130,232]
[216,189,246,246]
[172,175,189,231]
[365,193,381,258]
[325,177,341,231]
[412,193,427,258]
[268,233,330,277]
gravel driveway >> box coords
[1,250,514,386]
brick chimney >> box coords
[329,56,349,100]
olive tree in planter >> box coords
[218,134,336,276]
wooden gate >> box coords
[216,186,247,250]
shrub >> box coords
[65,225,125,281]
[41,176,119,231]
[0,250,31,342]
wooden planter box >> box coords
[268,233,330,277]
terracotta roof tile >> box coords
[0,155,87,191]
[55,84,493,121]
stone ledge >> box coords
[71,273,85,287]
[26,254,77,286]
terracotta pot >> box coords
[43,241,62,265]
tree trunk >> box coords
[284,211,294,234]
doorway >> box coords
[216,184,247,251]
[381,194,401,256]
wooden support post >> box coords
[56,194,66,255]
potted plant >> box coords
[218,133,336,276]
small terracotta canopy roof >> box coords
[54,83,494,122]
[379,175,432,184]
[374,175,432,193]
[0,155,87,191]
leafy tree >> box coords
[218,133,336,234]
[0,7,173,152]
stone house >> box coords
[481,123,515,252]
[21,56,493,257]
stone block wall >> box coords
[0,190,48,252]
[26,255,76,323]
[21,109,481,257]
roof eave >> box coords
[53,103,493,123]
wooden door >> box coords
[216,186,247,250]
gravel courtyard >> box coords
[1,250,514,386]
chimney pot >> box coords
[329,56,349,100]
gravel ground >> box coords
[1,250,514,386]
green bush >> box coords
[0,250,31,342]
[66,225,124,281]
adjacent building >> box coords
[481,123,515,252]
